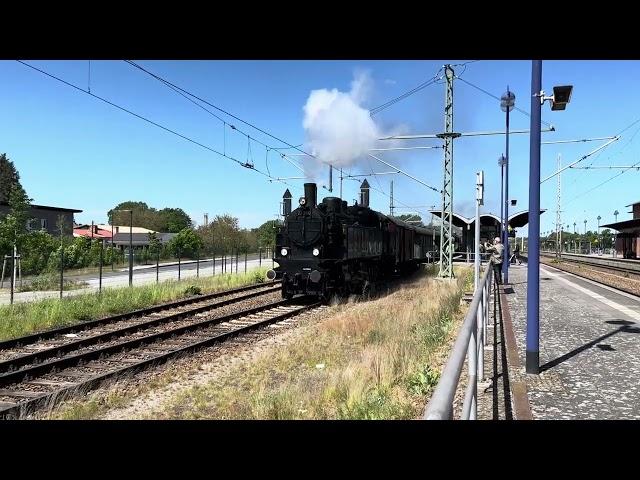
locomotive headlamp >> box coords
[281,248,288,256]
[312,248,320,256]
[299,197,306,206]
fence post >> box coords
[235,249,238,274]
[197,249,200,278]
[259,248,261,267]
[99,239,104,293]
[178,250,181,280]
[60,246,64,300]
[9,253,14,305]
[244,252,247,273]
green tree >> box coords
[197,214,241,255]
[0,153,25,203]
[108,201,157,231]
[107,202,193,233]
[148,231,162,257]
[256,220,281,249]
[168,228,203,258]
[0,184,33,256]
[20,230,58,274]
[158,208,192,233]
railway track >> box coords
[0,280,325,419]
[0,281,281,352]
[536,253,640,297]
[0,294,319,419]
[540,252,640,275]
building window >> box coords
[26,219,40,231]
[41,219,48,230]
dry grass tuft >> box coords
[147,266,472,420]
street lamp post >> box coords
[501,88,515,284]
[584,219,587,235]
[597,215,601,254]
[499,154,506,272]
[526,60,573,375]
[573,222,576,234]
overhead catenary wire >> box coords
[368,61,481,116]
[123,60,316,159]
[124,60,464,198]
[570,165,640,170]
[16,60,294,189]
[567,123,640,190]
[346,176,430,220]
[367,153,440,193]
[455,75,554,129]
[565,158,640,206]
[370,71,442,116]
[124,59,301,173]
[563,116,640,206]
[541,136,620,183]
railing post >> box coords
[477,302,484,382]
[423,264,491,420]
[468,325,477,420]
[483,277,488,346]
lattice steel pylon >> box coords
[438,65,460,278]
[390,180,394,216]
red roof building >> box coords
[73,224,113,240]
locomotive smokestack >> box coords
[282,189,292,216]
[304,183,317,208]
[360,179,370,208]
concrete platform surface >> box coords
[505,263,640,419]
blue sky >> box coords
[0,60,638,235]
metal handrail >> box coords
[423,260,493,420]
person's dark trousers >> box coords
[493,262,502,284]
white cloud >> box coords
[302,70,380,169]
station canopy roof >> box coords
[429,209,546,228]
[601,218,640,232]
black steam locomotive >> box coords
[267,181,439,300]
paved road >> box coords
[0,254,278,306]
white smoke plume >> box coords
[302,70,380,170]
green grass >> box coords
[0,268,269,342]
[143,265,471,420]
[17,272,88,292]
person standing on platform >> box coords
[511,241,522,265]
[485,236,504,284]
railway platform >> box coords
[483,262,640,420]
